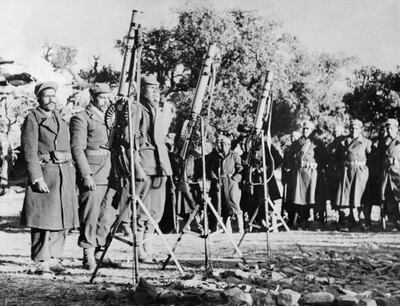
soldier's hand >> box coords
[135,165,147,181]
[35,178,49,193]
[83,175,96,191]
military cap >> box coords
[385,118,399,127]
[217,134,231,144]
[34,81,58,97]
[89,83,110,96]
[141,74,159,86]
[302,121,315,130]
[350,119,363,127]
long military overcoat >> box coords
[289,137,327,205]
[20,108,79,230]
[334,135,371,208]
[380,136,400,202]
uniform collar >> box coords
[86,103,105,124]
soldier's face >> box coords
[218,141,231,155]
[385,124,398,139]
[143,84,160,105]
[38,88,56,111]
[350,125,361,138]
[302,127,311,138]
[92,93,110,113]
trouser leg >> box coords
[78,185,108,248]
[96,187,118,247]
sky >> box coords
[0,0,398,79]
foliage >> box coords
[343,66,400,136]
[42,42,78,71]
[121,5,357,140]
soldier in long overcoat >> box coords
[288,121,327,228]
[207,135,244,233]
[379,119,400,228]
[334,119,372,229]
[21,81,79,273]
[70,83,119,269]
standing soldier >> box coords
[380,119,400,230]
[288,121,327,229]
[335,119,371,230]
[281,131,301,227]
[120,74,172,263]
[208,135,244,233]
[21,82,79,274]
[70,83,120,270]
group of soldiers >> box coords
[20,75,172,274]
[18,73,400,275]
[282,119,400,232]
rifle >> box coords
[243,71,274,194]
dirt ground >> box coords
[1,187,400,305]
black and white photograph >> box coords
[0,0,399,305]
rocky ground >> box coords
[1,187,400,305]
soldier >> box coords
[119,74,172,263]
[281,131,301,226]
[380,119,400,230]
[326,125,345,211]
[70,83,120,270]
[334,119,372,230]
[288,121,327,229]
[208,135,244,233]
[20,82,79,274]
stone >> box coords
[374,298,400,306]
[359,299,377,306]
[301,291,335,304]
[222,287,253,305]
[272,272,287,281]
[305,274,315,282]
[132,278,161,304]
[173,279,203,289]
[335,294,359,306]
[235,269,251,279]
[225,276,242,284]
[277,289,301,306]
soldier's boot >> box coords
[82,248,96,270]
[137,231,152,264]
[237,214,244,234]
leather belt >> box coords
[300,161,317,169]
[85,148,109,156]
[344,160,366,167]
[39,151,72,164]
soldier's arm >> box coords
[70,114,91,179]
[232,153,243,182]
[21,113,43,183]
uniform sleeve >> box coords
[70,114,91,178]
[21,113,43,182]
[232,153,243,182]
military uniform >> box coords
[380,127,400,223]
[287,122,328,227]
[21,82,79,264]
[207,146,243,231]
[334,135,371,208]
[70,103,116,249]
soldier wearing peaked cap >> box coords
[21,81,79,274]
[379,118,400,229]
[70,83,121,270]
[287,121,328,229]
[334,119,372,230]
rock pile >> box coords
[132,250,400,305]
